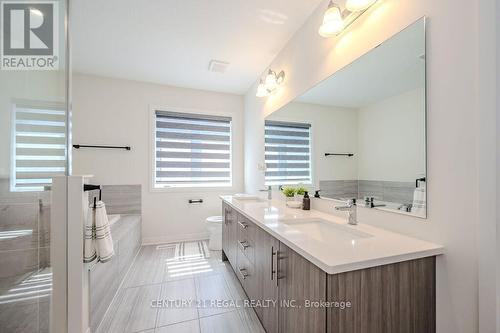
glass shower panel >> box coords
[0,0,68,332]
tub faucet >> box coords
[260,185,272,200]
[335,198,357,225]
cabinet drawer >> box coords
[236,214,255,264]
[236,248,259,301]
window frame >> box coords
[264,119,313,186]
[149,106,235,193]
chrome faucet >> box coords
[335,198,358,225]
[260,185,272,200]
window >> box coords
[265,120,312,185]
[11,105,66,192]
[154,110,232,188]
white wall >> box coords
[357,88,425,182]
[477,0,499,331]
[243,0,487,331]
[72,74,244,244]
[267,101,358,187]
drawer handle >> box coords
[238,268,249,280]
[238,221,248,229]
[239,240,250,250]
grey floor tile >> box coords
[156,279,198,327]
[96,284,161,333]
[156,319,200,333]
[122,246,165,288]
[199,309,265,333]
[163,250,219,282]
[195,274,239,318]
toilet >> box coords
[205,216,223,250]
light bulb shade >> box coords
[265,70,278,92]
[256,81,269,97]
[345,0,377,12]
[318,3,344,37]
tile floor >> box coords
[96,242,265,333]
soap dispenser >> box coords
[302,191,311,210]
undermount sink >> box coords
[278,217,373,243]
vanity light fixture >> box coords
[318,0,378,38]
[256,79,269,97]
[256,69,285,97]
[318,2,344,37]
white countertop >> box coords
[221,196,443,274]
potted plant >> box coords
[296,186,307,201]
[281,186,296,204]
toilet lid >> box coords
[206,216,223,223]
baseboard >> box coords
[142,231,210,245]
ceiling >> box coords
[297,19,425,108]
[70,0,324,94]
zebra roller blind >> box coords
[154,111,232,188]
[12,105,66,192]
[265,120,312,185]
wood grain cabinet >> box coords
[222,203,237,266]
[222,202,436,333]
[278,242,327,333]
[254,221,280,333]
[327,257,435,333]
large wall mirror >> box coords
[265,18,427,218]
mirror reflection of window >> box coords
[264,120,312,186]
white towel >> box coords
[83,197,97,263]
[411,182,426,217]
[94,201,114,262]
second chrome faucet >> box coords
[335,198,358,225]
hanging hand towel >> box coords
[411,182,426,217]
[94,201,114,262]
[83,196,97,263]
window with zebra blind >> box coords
[11,104,66,192]
[154,110,232,188]
[265,120,312,186]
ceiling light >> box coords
[256,80,269,97]
[318,1,344,38]
[345,0,377,12]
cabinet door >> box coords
[254,226,280,333]
[278,243,327,333]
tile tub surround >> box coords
[87,184,141,215]
[0,178,52,333]
[220,196,443,274]
[320,179,416,204]
[89,214,142,332]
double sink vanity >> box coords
[220,17,443,333]
[221,196,443,333]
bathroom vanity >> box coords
[221,196,442,333]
